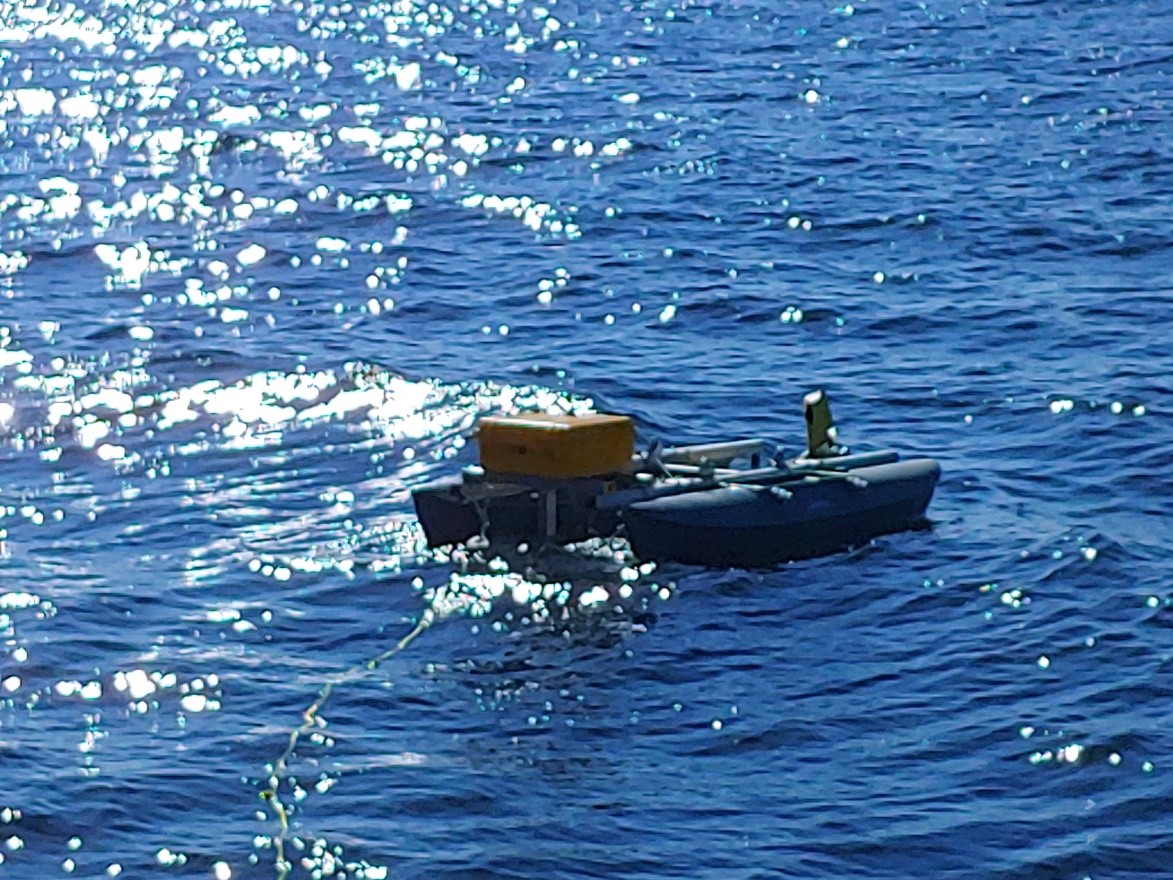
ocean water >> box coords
[1,0,1171,876]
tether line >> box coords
[262,610,435,878]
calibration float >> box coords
[412,392,940,568]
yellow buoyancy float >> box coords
[477,412,635,478]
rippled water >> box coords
[1,0,1171,876]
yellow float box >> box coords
[476,412,635,479]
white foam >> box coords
[94,243,152,285]
[58,93,100,119]
[181,693,208,712]
[453,132,489,156]
[208,104,261,126]
[115,669,157,700]
[316,236,348,252]
[0,348,32,370]
[338,126,382,150]
[384,194,412,213]
[236,244,266,266]
[13,88,55,115]
[0,252,29,275]
[167,29,208,48]
[0,592,39,610]
[392,61,422,90]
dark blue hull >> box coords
[412,474,624,549]
[412,477,485,547]
[622,459,941,567]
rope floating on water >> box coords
[262,610,435,879]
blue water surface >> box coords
[1,0,1171,877]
